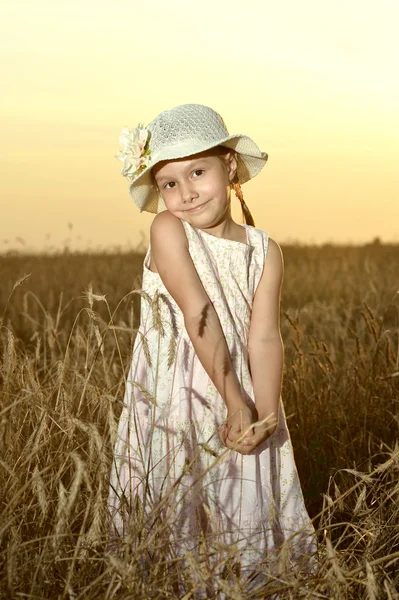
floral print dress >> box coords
[108,220,316,571]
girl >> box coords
[108,104,316,581]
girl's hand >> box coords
[241,414,278,452]
[219,405,256,454]
[220,411,278,455]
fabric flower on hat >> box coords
[115,124,151,181]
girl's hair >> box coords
[215,146,255,227]
[231,179,255,227]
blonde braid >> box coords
[231,179,255,227]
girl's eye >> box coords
[164,169,204,190]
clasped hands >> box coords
[219,404,278,455]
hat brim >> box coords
[128,133,268,214]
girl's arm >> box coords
[150,212,254,448]
[245,237,284,449]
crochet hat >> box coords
[116,103,268,214]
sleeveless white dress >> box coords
[108,220,316,573]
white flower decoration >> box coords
[115,123,151,181]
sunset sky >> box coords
[1,0,398,252]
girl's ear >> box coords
[222,150,238,182]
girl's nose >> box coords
[181,182,199,204]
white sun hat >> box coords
[115,103,268,214]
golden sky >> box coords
[1,0,398,252]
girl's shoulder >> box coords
[242,223,269,253]
[244,226,283,266]
[242,223,268,239]
[150,211,188,246]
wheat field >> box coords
[0,242,398,599]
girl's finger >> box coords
[219,425,228,445]
[226,431,244,443]
[241,437,254,446]
[225,433,243,447]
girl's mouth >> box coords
[185,201,209,213]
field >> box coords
[0,242,398,599]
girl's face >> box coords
[152,148,237,228]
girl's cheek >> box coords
[163,197,180,213]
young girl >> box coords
[108,104,316,581]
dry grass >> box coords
[0,242,398,598]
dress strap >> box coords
[245,225,269,260]
[244,225,269,293]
